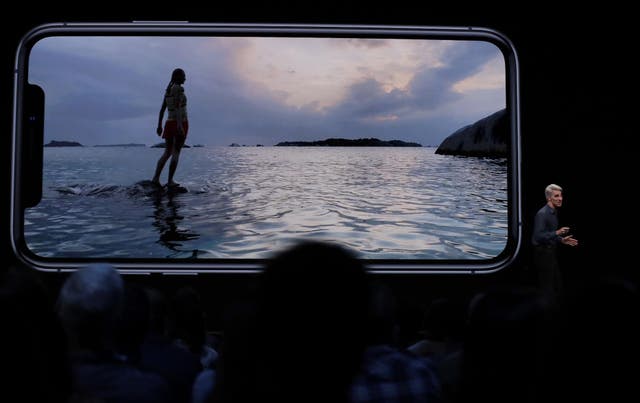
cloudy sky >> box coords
[29,36,505,147]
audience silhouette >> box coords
[1,266,71,403]
[254,240,371,403]
[3,243,639,403]
[56,263,170,403]
[457,285,556,403]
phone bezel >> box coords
[11,22,521,274]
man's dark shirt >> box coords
[532,204,561,246]
[70,351,170,403]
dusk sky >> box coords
[29,36,505,147]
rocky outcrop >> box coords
[435,109,508,158]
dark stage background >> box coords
[2,3,635,312]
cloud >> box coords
[322,41,502,124]
[29,36,505,147]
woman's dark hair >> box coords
[165,68,185,96]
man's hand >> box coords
[156,126,163,136]
[561,235,578,247]
[556,227,570,236]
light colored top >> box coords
[166,84,187,120]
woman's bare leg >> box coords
[152,139,173,184]
[167,137,184,186]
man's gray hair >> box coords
[57,263,124,350]
[545,184,563,199]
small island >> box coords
[44,140,83,147]
[275,138,422,147]
[94,143,146,147]
[151,143,191,148]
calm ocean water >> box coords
[25,146,508,260]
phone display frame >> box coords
[11,22,521,274]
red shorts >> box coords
[162,120,188,139]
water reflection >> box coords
[150,189,200,255]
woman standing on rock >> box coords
[152,68,188,188]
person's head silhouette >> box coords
[256,240,371,402]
